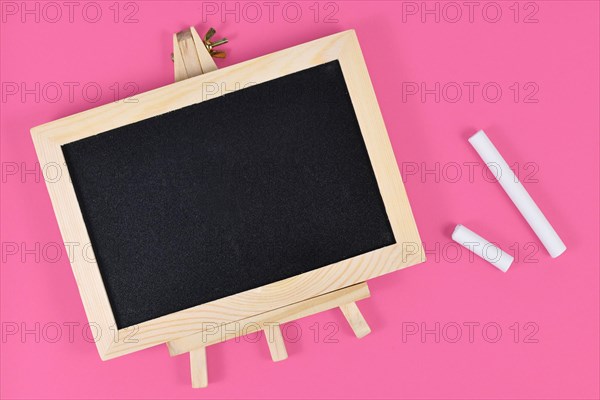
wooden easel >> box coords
[168,26,372,388]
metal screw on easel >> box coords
[203,27,228,58]
[170,27,228,61]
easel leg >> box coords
[190,347,208,388]
[340,302,371,338]
[264,324,288,362]
[168,283,371,388]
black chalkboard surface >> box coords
[62,60,396,328]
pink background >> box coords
[1,1,599,398]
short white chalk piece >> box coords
[468,130,566,258]
[452,224,514,272]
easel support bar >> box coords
[168,281,371,358]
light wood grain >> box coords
[174,27,217,80]
[172,33,188,82]
[340,302,371,338]
[190,27,217,74]
[31,30,425,361]
[176,30,203,77]
[167,282,370,356]
[190,347,208,388]
[264,324,288,362]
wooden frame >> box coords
[166,281,372,356]
[31,30,425,361]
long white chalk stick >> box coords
[452,224,514,272]
[468,130,566,258]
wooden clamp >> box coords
[172,26,222,81]
[168,26,372,388]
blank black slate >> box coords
[62,60,396,328]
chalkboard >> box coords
[62,61,396,328]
